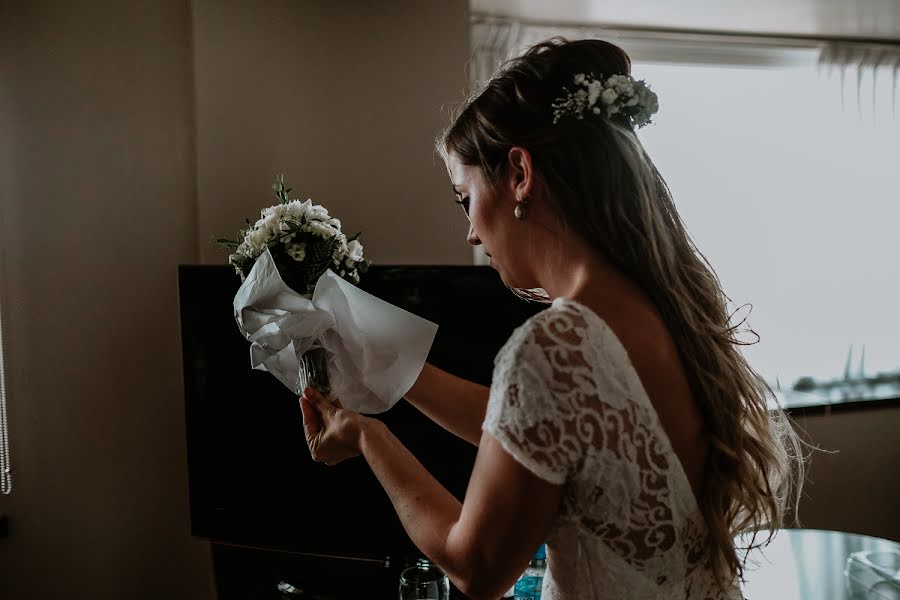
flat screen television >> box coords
[177,264,546,562]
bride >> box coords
[299,37,803,599]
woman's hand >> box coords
[299,386,368,466]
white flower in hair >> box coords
[552,72,659,128]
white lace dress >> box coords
[483,297,743,600]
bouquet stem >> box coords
[298,346,333,400]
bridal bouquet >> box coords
[218,175,438,414]
[219,174,370,293]
[218,175,370,400]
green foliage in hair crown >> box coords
[552,73,659,128]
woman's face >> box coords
[445,152,533,287]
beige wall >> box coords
[0,1,470,599]
[3,1,894,599]
[192,0,472,266]
[793,405,900,543]
[0,1,214,599]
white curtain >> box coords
[470,16,620,89]
[469,14,826,87]
[470,15,900,117]
[818,42,900,119]
[467,16,899,266]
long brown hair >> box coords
[439,38,804,589]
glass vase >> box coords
[297,344,334,400]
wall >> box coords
[192,0,472,266]
[793,404,900,543]
[0,1,471,599]
[0,1,213,599]
[6,2,891,598]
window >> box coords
[470,18,900,406]
[633,57,900,406]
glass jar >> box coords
[399,558,450,600]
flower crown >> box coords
[551,73,659,128]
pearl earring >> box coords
[514,199,528,220]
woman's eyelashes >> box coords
[455,197,470,216]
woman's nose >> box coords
[466,222,481,246]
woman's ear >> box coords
[506,146,534,201]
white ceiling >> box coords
[471,0,900,41]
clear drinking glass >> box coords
[399,559,450,600]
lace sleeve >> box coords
[482,312,588,485]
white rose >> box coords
[307,220,338,239]
[260,204,284,219]
[248,227,270,248]
[286,199,311,219]
[306,204,330,221]
[586,80,603,107]
[600,88,618,106]
[347,239,364,262]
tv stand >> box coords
[209,542,467,599]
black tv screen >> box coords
[177,264,546,560]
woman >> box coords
[299,38,802,599]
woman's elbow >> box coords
[452,571,512,600]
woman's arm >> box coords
[404,362,490,446]
[300,387,561,600]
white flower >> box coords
[285,199,312,219]
[600,88,618,106]
[306,204,330,221]
[332,237,349,260]
[287,242,306,262]
[574,73,586,85]
[586,80,603,107]
[307,220,339,239]
[247,227,271,250]
[347,239,364,262]
[261,204,285,220]
[221,177,368,288]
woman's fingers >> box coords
[299,396,323,441]
[305,386,344,412]
[300,387,356,465]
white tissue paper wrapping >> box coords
[232,248,438,414]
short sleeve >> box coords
[482,312,588,485]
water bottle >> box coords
[513,544,547,600]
